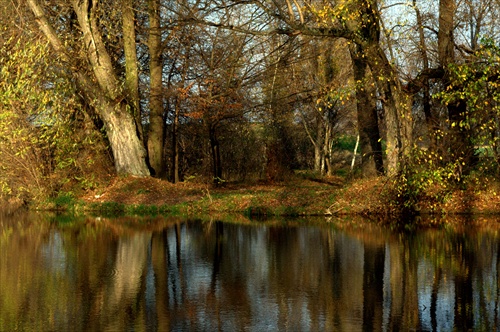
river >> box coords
[1,211,499,331]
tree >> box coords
[405,0,493,172]
[350,43,384,176]
[439,40,500,170]
[195,0,412,176]
[190,27,250,183]
[259,35,303,180]
[147,0,167,177]
[291,38,356,175]
[27,0,150,177]
[438,0,477,168]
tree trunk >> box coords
[122,0,143,141]
[101,101,150,176]
[300,108,323,174]
[209,126,222,183]
[365,45,412,177]
[448,100,477,170]
[147,0,166,177]
[438,0,455,66]
[413,0,435,150]
[172,101,180,183]
[323,121,334,176]
[170,81,188,184]
[71,0,119,98]
[314,116,325,173]
[314,143,323,173]
[346,0,411,177]
[351,46,384,177]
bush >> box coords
[53,192,76,210]
[390,148,461,215]
[0,37,113,203]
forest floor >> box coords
[77,173,500,219]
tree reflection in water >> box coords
[1,213,499,331]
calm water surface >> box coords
[1,211,500,331]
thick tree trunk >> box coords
[147,0,166,178]
[381,82,412,177]
[100,101,150,176]
[365,45,412,177]
[96,101,150,176]
[342,0,412,177]
[72,0,119,98]
[438,0,455,66]
[413,0,436,150]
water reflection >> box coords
[1,212,500,331]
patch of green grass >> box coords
[51,192,81,212]
[126,204,159,216]
[165,203,191,216]
[333,135,357,151]
[95,201,126,217]
[158,204,172,215]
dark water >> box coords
[1,212,500,331]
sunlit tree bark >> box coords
[352,0,412,176]
[123,0,143,140]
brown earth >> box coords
[81,176,207,206]
[80,174,348,215]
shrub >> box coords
[390,148,461,215]
[0,37,113,203]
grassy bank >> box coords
[34,171,500,221]
[68,174,351,217]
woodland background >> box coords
[1,0,500,213]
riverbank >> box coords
[42,173,500,219]
[77,174,353,217]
